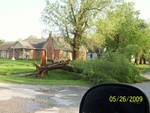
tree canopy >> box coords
[95,2,150,64]
[42,0,150,63]
[42,0,110,60]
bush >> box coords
[72,53,141,84]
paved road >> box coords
[134,82,150,101]
[0,82,150,113]
[0,83,88,113]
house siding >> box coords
[44,37,55,60]
[54,49,60,60]
[32,49,41,60]
[0,50,6,58]
[8,49,13,59]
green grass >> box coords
[0,59,148,85]
[0,59,35,75]
[136,65,150,73]
[135,64,150,82]
[0,59,89,85]
[0,75,89,85]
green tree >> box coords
[42,0,110,60]
[85,33,105,58]
[96,2,150,64]
[0,39,4,44]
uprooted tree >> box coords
[34,59,74,77]
[33,49,80,77]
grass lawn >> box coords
[0,59,90,85]
[0,59,35,75]
[136,65,150,73]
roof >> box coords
[24,37,46,49]
[0,42,16,50]
[13,38,46,49]
[0,36,72,51]
[44,36,72,51]
[31,41,46,49]
[54,37,72,51]
[13,41,33,49]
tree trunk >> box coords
[143,57,146,64]
[139,55,146,65]
[72,33,81,60]
[95,48,103,58]
[41,49,48,76]
[134,56,139,65]
[34,60,72,77]
[139,57,143,64]
[114,34,120,50]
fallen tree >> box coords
[34,59,78,77]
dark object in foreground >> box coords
[80,83,149,113]
[34,59,74,77]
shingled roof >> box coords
[0,36,71,51]
[53,37,72,51]
[23,37,46,49]
[0,42,16,50]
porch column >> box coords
[12,48,15,60]
[22,48,26,59]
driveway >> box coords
[133,82,150,101]
[0,82,150,113]
[0,83,88,113]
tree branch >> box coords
[69,2,77,25]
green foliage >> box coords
[96,2,150,60]
[42,0,111,59]
[0,75,89,86]
[72,53,142,84]
[97,3,139,49]
[0,40,4,44]
[136,65,150,74]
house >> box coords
[79,45,88,60]
[0,42,15,59]
[0,34,73,61]
[87,52,98,60]
[43,35,72,61]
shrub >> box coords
[72,53,141,84]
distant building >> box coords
[79,45,88,60]
[0,34,72,61]
[0,34,88,61]
[87,52,98,60]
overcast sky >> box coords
[132,0,150,20]
[0,0,149,41]
[0,0,45,41]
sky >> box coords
[0,0,150,41]
[0,0,45,41]
[132,0,150,20]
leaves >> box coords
[42,0,111,40]
[96,2,150,61]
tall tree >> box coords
[96,2,150,64]
[0,39,4,44]
[42,0,110,60]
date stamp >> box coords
[109,96,143,103]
